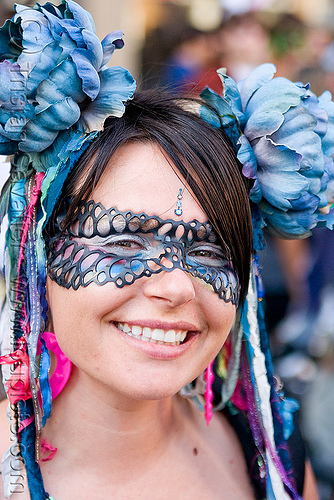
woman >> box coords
[0,1,332,499]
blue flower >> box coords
[0,1,136,156]
[201,63,334,240]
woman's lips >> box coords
[111,321,200,359]
[116,322,188,345]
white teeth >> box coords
[132,325,142,336]
[142,327,152,338]
[116,323,188,346]
[164,330,176,342]
[152,329,164,341]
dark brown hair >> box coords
[55,91,253,303]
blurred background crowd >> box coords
[1,0,334,498]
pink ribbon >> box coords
[0,337,32,404]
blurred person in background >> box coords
[218,12,271,81]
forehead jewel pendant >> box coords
[174,188,183,216]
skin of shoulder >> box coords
[0,398,11,453]
[303,460,319,500]
[0,398,10,499]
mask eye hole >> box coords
[141,218,159,232]
[97,214,111,236]
[130,260,145,275]
[112,214,126,232]
[158,222,172,236]
[128,216,141,232]
[82,216,94,237]
[175,225,185,239]
[94,204,102,217]
[196,225,208,240]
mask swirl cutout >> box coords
[47,200,240,305]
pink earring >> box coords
[204,360,214,425]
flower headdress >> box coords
[0,1,333,499]
[201,64,334,244]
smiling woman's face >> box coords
[46,141,237,401]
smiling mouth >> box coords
[115,322,189,346]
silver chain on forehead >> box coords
[47,201,240,304]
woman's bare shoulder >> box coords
[0,398,11,447]
[0,398,12,470]
[0,398,10,499]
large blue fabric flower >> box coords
[201,64,334,240]
[0,0,136,156]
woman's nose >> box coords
[142,267,196,308]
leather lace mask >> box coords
[47,201,240,305]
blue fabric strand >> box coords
[40,339,52,426]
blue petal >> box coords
[237,135,258,178]
[37,4,95,52]
[301,176,321,197]
[37,3,63,18]
[0,134,17,155]
[0,61,30,145]
[58,31,77,60]
[70,48,100,99]
[3,115,27,141]
[79,66,136,132]
[0,18,22,60]
[271,106,323,174]
[317,208,334,230]
[37,4,70,32]
[0,60,25,104]
[200,87,241,147]
[253,137,309,210]
[257,169,309,210]
[238,63,277,110]
[249,179,262,204]
[253,136,302,172]
[217,68,245,126]
[303,91,328,138]
[318,91,334,157]
[324,156,334,188]
[259,200,317,238]
[82,28,103,69]
[34,59,86,112]
[66,0,96,32]
[15,6,54,70]
[101,31,124,68]
[237,135,261,203]
[244,78,305,138]
[68,25,104,99]
[19,97,81,152]
[26,42,63,98]
[289,191,319,211]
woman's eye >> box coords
[191,250,216,258]
[106,240,144,249]
[101,238,147,255]
[187,246,227,267]
[78,234,150,256]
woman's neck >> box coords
[42,365,184,472]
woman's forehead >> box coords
[90,141,208,223]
